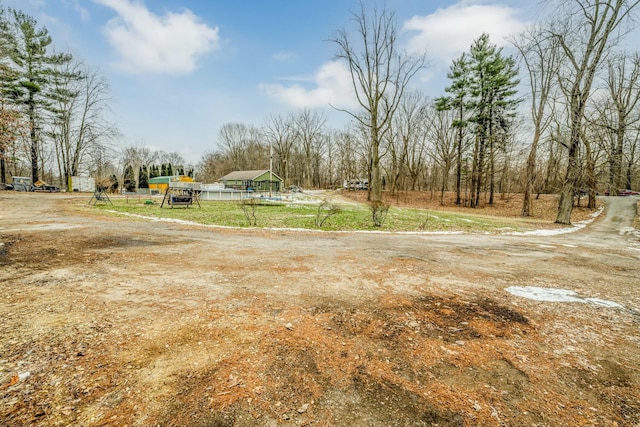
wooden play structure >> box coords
[148,175,194,194]
[160,181,201,208]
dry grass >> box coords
[340,190,600,224]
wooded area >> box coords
[1,1,639,223]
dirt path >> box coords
[1,192,639,426]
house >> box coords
[218,170,283,192]
[148,175,193,194]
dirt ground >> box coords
[1,191,639,427]
[339,190,600,224]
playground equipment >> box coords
[89,188,113,205]
[160,181,201,208]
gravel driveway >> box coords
[1,192,639,426]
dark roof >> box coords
[219,170,282,181]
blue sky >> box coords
[2,0,537,164]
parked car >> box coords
[33,184,60,192]
[11,176,32,192]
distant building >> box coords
[69,176,95,192]
[218,170,283,192]
[148,175,193,194]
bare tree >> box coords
[405,109,429,192]
[625,123,640,189]
[197,150,229,183]
[323,129,339,188]
[602,52,640,194]
[334,128,361,185]
[386,90,428,193]
[0,83,26,183]
[291,108,325,188]
[89,144,119,191]
[331,1,425,202]
[425,104,457,205]
[263,113,295,187]
[48,60,117,189]
[217,123,249,170]
[512,25,561,216]
[162,151,186,174]
[550,0,640,224]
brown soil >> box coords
[1,191,639,427]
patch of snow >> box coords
[506,286,584,302]
[506,207,604,236]
[584,298,625,308]
[506,286,624,309]
[620,226,640,238]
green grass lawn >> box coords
[82,195,543,233]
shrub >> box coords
[315,199,341,227]
[239,198,259,226]
[369,201,389,227]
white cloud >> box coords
[403,2,528,65]
[260,60,358,109]
[95,0,220,75]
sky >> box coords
[1,0,542,165]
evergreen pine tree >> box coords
[3,9,72,182]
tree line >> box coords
[200,0,640,224]
[0,4,193,193]
[2,1,640,225]
[0,5,118,189]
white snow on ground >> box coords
[620,226,640,238]
[506,207,604,236]
[506,286,624,308]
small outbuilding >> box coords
[148,175,193,194]
[218,170,283,192]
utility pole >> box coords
[269,143,273,198]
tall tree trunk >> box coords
[470,133,480,207]
[522,127,541,216]
[614,119,625,194]
[455,125,462,205]
[556,122,581,224]
[586,141,596,209]
[473,131,487,208]
[371,122,382,203]
[488,135,495,205]
[29,99,38,183]
[0,148,6,184]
